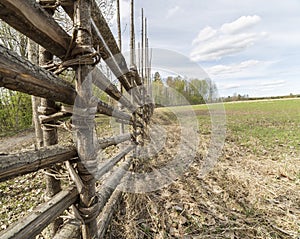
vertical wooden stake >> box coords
[144,17,148,92]
[117,0,122,52]
[141,8,144,83]
[27,39,43,148]
[130,0,135,67]
[73,0,98,238]
[36,7,62,237]
[39,46,63,238]
[117,0,125,134]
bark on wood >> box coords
[39,112,72,124]
[95,144,135,179]
[0,45,130,120]
[97,189,122,238]
[0,145,77,182]
[0,45,76,105]
[52,219,81,239]
[0,187,78,239]
[95,156,132,219]
[63,4,132,92]
[90,20,132,91]
[91,67,136,112]
[73,0,98,238]
[66,161,85,194]
[98,133,132,149]
[28,39,43,148]
[39,26,63,235]
[0,0,71,58]
[96,99,132,121]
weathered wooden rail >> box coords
[0,0,153,238]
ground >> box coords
[107,98,300,239]
[0,98,299,239]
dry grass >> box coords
[0,99,299,239]
[106,99,300,239]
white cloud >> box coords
[221,15,261,34]
[166,6,180,19]
[207,60,260,75]
[219,84,241,90]
[192,27,217,45]
[191,33,266,61]
[260,80,286,87]
[190,15,266,62]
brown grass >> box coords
[105,105,299,239]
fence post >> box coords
[31,6,64,237]
[27,39,43,148]
[73,0,99,238]
[39,46,63,238]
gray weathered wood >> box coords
[63,3,133,92]
[90,0,132,86]
[0,0,71,58]
[91,20,131,92]
[97,189,122,238]
[39,37,63,237]
[0,187,78,239]
[96,156,132,216]
[98,133,132,149]
[66,161,85,194]
[28,39,44,148]
[96,98,132,121]
[0,45,133,121]
[39,112,72,124]
[73,0,98,238]
[0,45,76,105]
[95,144,135,179]
[52,219,81,239]
[0,145,77,182]
[92,67,136,112]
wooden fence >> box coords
[0,0,153,238]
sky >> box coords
[115,0,300,97]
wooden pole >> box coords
[32,6,63,237]
[0,145,77,182]
[141,8,144,83]
[0,0,70,58]
[73,0,98,238]
[130,0,135,67]
[0,45,76,105]
[27,39,43,148]
[145,17,148,92]
[116,0,122,52]
[39,30,63,239]
[116,0,125,136]
[0,187,78,239]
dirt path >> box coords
[0,129,35,153]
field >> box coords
[0,98,299,238]
[108,98,300,239]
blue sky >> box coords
[115,0,300,97]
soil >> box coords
[0,128,35,153]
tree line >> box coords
[152,72,218,106]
